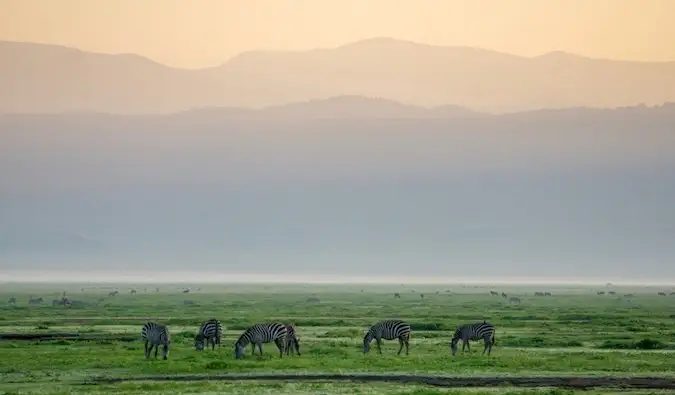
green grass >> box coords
[1,282,674,394]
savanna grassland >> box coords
[1,282,675,395]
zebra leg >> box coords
[275,338,284,358]
[257,343,263,356]
[154,344,159,359]
[376,338,383,354]
[210,338,215,351]
[251,343,256,355]
[144,340,150,359]
[396,338,404,355]
[482,338,489,355]
[465,340,472,352]
[404,338,409,355]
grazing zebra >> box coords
[234,322,287,359]
[29,296,43,305]
[489,291,499,296]
[544,292,552,296]
[509,297,521,304]
[450,320,496,356]
[608,291,616,295]
[194,318,222,351]
[285,323,301,356]
[658,292,667,296]
[534,292,544,296]
[141,322,171,360]
[394,293,401,299]
[8,297,16,305]
[597,291,605,295]
[363,319,411,355]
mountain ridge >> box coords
[2,38,675,114]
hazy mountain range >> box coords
[2,38,675,115]
[1,102,674,280]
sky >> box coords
[1,0,674,68]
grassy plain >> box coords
[1,282,674,394]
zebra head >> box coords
[362,332,373,353]
[450,337,460,356]
[234,342,246,359]
[194,334,205,351]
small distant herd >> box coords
[141,319,496,360]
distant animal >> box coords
[108,291,119,297]
[608,291,616,295]
[141,322,171,360]
[420,293,424,299]
[623,294,634,298]
[450,320,496,356]
[670,292,675,296]
[363,319,411,355]
[130,289,136,294]
[194,318,222,351]
[597,291,605,295]
[7,297,16,305]
[284,323,301,356]
[183,300,195,305]
[234,323,288,359]
[306,297,320,303]
[501,292,507,298]
[489,291,499,296]
[52,298,71,306]
[544,292,552,296]
[509,297,521,304]
[534,292,544,297]
[658,292,667,296]
[183,289,190,294]
[394,293,401,299]
[28,296,43,305]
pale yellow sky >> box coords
[1,0,674,68]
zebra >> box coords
[285,323,301,356]
[194,318,222,351]
[29,296,43,305]
[597,291,605,295]
[509,297,521,304]
[450,320,496,356]
[489,291,499,296]
[394,293,401,299]
[363,319,411,355]
[7,297,16,305]
[141,322,171,360]
[234,322,287,359]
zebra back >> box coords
[235,322,287,358]
[365,320,411,341]
[452,321,495,344]
[195,318,223,351]
[142,322,171,345]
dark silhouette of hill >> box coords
[1,103,674,279]
[2,38,675,114]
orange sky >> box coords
[1,0,674,68]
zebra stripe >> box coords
[450,320,495,356]
[284,323,301,356]
[234,322,287,359]
[141,322,171,360]
[195,318,223,351]
[363,319,411,355]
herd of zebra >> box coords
[140,319,496,360]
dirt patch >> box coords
[84,373,675,389]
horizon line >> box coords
[3,37,675,72]
[1,95,672,118]
[1,271,674,287]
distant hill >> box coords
[1,101,674,277]
[2,38,675,114]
